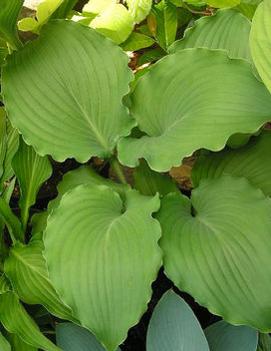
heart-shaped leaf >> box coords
[44,186,162,351]
[158,175,271,331]
[205,320,258,351]
[250,0,271,93]
[192,131,271,195]
[169,9,252,61]
[118,49,271,172]
[147,290,210,351]
[2,20,134,162]
[56,323,121,351]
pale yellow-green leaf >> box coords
[18,17,39,33]
[127,0,153,23]
[90,3,134,44]
[83,0,116,15]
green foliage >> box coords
[0,290,60,350]
[118,48,271,172]
[0,0,270,350]
[250,0,271,93]
[4,238,74,320]
[3,21,134,162]
[0,0,23,50]
[0,332,11,351]
[12,138,52,231]
[18,0,63,33]
[158,176,271,331]
[44,186,161,351]
[192,131,271,195]
[169,9,252,61]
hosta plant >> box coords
[0,0,270,350]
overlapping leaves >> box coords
[118,48,271,172]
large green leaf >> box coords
[0,332,10,351]
[44,186,162,351]
[250,0,271,94]
[0,292,60,350]
[4,239,74,320]
[56,323,121,351]
[2,20,134,162]
[12,138,52,231]
[169,9,252,61]
[192,131,271,195]
[0,0,23,49]
[158,175,271,331]
[118,49,271,172]
[127,0,153,24]
[205,321,258,351]
[90,3,134,44]
[147,290,210,351]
